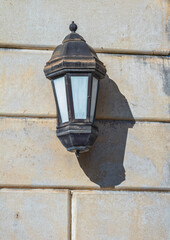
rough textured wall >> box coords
[0,0,170,239]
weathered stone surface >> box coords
[0,189,70,240]
[0,49,170,121]
[98,54,170,121]
[0,49,55,117]
[0,117,169,189]
[72,191,170,240]
[0,0,169,54]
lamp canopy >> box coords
[44,21,106,80]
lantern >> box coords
[44,22,106,157]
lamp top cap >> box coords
[69,21,77,33]
[44,21,106,79]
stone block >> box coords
[0,117,169,189]
[72,191,170,240]
[0,189,70,240]
[0,49,169,121]
[0,0,169,54]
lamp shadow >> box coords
[78,75,136,188]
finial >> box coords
[69,21,77,33]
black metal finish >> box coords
[44,22,106,153]
[87,74,92,122]
[44,22,106,80]
[57,123,98,153]
[69,21,77,32]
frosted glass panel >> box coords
[54,77,69,123]
[71,76,88,119]
[90,77,98,122]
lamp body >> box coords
[52,73,99,153]
[44,23,106,154]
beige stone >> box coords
[0,117,169,189]
[0,49,170,121]
[0,189,70,240]
[0,0,169,54]
[98,54,170,121]
[72,191,170,240]
[0,49,55,118]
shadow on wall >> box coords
[78,75,136,188]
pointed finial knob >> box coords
[69,21,77,33]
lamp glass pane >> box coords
[54,76,69,123]
[90,77,98,122]
[71,76,88,119]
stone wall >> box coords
[0,0,170,239]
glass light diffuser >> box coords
[53,76,69,123]
[71,76,88,119]
[90,77,98,122]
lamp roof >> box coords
[44,22,106,79]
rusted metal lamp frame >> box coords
[44,22,106,157]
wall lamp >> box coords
[44,22,106,157]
